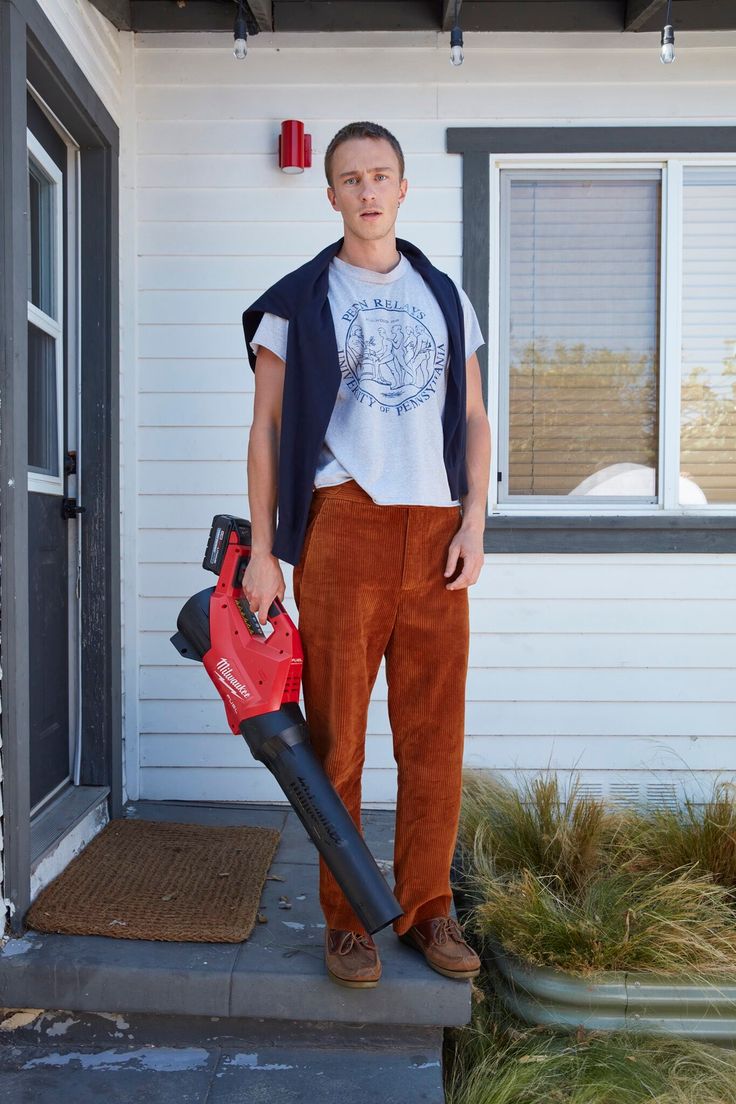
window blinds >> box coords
[504,173,661,498]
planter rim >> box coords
[489,939,736,1040]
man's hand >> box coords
[444,521,484,590]
[242,551,286,624]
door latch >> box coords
[62,498,86,520]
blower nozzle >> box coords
[170,514,403,935]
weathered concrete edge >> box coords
[0,932,471,1027]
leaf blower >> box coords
[170,514,403,935]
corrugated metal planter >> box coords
[488,939,736,1043]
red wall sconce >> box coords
[278,119,312,174]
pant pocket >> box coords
[293,495,332,607]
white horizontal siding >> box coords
[142,586,736,635]
[129,31,736,806]
[38,0,123,124]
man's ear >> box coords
[327,186,339,212]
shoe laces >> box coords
[432,917,466,946]
[336,930,375,955]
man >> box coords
[241,121,490,989]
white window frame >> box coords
[488,152,736,519]
[26,127,64,497]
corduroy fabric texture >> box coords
[292,479,469,937]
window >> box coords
[499,170,662,505]
[497,162,736,513]
[26,129,64,494]
[447,128,736,549]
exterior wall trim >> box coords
[0,0,121,935]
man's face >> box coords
[327,137,408,243]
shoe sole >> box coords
[398,933,480,980]
[325,965,381,989]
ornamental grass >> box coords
[444,980,736,1104]
[627,782,736,894]
[455,770,736,978]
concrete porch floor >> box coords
[0,801,472,1028]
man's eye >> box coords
[376,175,388,181]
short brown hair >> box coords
[324,121,405,188]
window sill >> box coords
[483,514,736,553]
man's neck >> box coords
[335,232,401,275]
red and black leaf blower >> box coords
[170,514,403,935]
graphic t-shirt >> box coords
[250,252,484,507]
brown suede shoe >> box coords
[398,916,480,979]
[324,928,382,988]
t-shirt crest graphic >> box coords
[344,306,445,411]
[249,250,484,507]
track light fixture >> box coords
[660,0,675,64]
[450,0,464,67]
[233,0,248,60]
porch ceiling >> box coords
[86,1,736,36]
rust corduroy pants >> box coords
[292,479,470,937]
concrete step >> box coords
[0,1008,446,1103]
[0,802,472,1029]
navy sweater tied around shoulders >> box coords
[241,237,468,567]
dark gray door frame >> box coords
[447,125,736,553]
[0,0,121,935]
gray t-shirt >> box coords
[250,252,484,507]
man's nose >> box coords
[360,179,376,200]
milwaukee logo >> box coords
[214,657,251,699]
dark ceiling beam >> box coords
[441,0,461,34]
[85,0,736,35]
[278,2,620,33]
[624,0,736,31]
[624,0,667,32]
[247,0,273,32]
[86,0,132,30]
[458,2,622,33]
[276,1,438,32]
[128,1,259,34]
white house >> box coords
[2,0,736,935]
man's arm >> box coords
[461,351,492,532]
[243,345,287,622]
[248,345,284,551]
[444,351,491,590]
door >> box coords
[26,90,81,813]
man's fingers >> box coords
[446,569,472,590]
[446,556,483,589]
[444,543,460,577]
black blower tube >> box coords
[241,702,402,935]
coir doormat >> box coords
[25,818,281,943]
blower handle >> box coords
[202,513,281,625]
